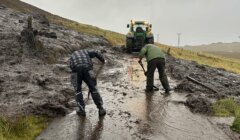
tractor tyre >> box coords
[147,37,154,44]
[126,38,133,53]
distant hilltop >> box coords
[184,42,240,59]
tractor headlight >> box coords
[146,32,153,38]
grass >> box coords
[0,115,48,140]
[212,98,240,133]
[157,43,240,74]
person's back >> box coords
[70,50,91,69]
[139,44,165,62]
[70,50,104,71]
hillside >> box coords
[185,42,240,59]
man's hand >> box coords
[144,71,147,76]
[138,59,142,64]
[102,60,106,64]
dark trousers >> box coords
[146,58,170,91]
[72,66,103,109]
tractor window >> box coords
[133,25,146,32]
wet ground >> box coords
[37,55,237,140]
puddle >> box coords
[125,92,231,140]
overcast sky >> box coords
[22,0,240,46]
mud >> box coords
[185,95,213,114]
[166,56,240,114]
[0,6,110,117]
[166,56,240,97]
[1,5,240,140]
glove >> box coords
[138,60,142,64]
[144,71,147,76]
[102,60,106,64]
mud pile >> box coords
[0,6,110,117]
[166,55,240,113]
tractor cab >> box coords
[126,20,154,53]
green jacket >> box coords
[139,44,165,62]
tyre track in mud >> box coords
[37,52,237,140]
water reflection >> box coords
[89,117,104,140]
[78,117,105,140]
[143,92,172,139]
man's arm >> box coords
[88,51,105,64]
[69,55,75,70]
[138,46,147,63]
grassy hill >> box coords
[0,0,240,74]
[185,42,240,59]
[158,44,240,73]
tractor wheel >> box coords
[147,37,154,44]
[126,38,133,53]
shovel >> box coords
[138,61,159,91]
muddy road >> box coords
[37,52,237,140]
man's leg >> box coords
[157,59,170,93]
[83,68,106,116]
[72,67,86,116]
[146,60,157,92]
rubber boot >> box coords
[98,107,106,116]
[76,105,86,117]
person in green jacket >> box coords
[138,43,171,94]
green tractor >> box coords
[126,20,154,53]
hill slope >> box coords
[185,42,240,59]
[0,0,125,46]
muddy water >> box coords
[37,56,234,140]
